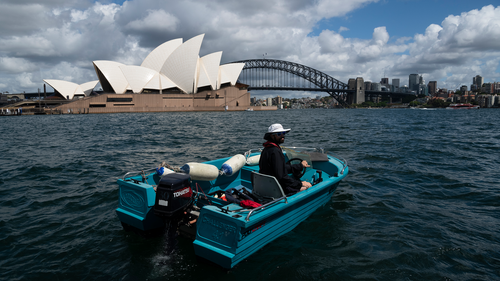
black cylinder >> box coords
[154,173,193,218]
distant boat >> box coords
[245,108,253,111]
[446,103,479,109]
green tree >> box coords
[361,101,376,107]
[403,95,417,103]
[428,99,449,108]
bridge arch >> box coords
[232,59,351,108]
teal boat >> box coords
[116,147,348,269]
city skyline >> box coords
[0,0,499,99]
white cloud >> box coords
[0,1,499,95]
[338,26,349,33]
[16,73,39,89]
[0,57,37,73]
[125,10,179,33]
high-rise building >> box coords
[267,97,273,106]
[417,75,426,95]
[392,79,400,88]
[418,84,428,95]
[428,81,437,95]
[275,95,283,105]
[381,78,389,86]
[473,75,483,88]
[409,74,419,91]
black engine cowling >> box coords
[154,173,193,218]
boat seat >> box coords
[251,172,287,202]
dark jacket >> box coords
[259,143,303,194]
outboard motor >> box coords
[154,173,193,219]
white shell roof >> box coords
[161,34,205,94]
[119,65,157,93]
[47,34,245,96]
[197,52,222,91]
[143,73,177,90]
[93,61,130,94]
[141,38,183,72]
[44,79,98,100]
[218,63,245,88]
[80,80,99,95]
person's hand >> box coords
[299,182,312,191]
[301,160,310,168]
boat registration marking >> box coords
[241,221,266,239]
[158,199,168,206]
[202,216,236,233]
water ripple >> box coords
[0,109,499,280]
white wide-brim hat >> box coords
[267,123,291,133]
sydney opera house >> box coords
[43,34,262,113]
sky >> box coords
[0,0,499,98]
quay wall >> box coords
[51,86,276,114]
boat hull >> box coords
[116,149,348,268]
[193,180,339,268]
[446,103,479,109]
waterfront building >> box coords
[267,97,273,106]
[44,34,244,99]
[494,82,500,94]
[477,94,493,108]
[482,83,494,94]
[460,85,468,92]
[34,34,262,114]
[275,96,283,106]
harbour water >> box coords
[1,108,499,280]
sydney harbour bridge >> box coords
[232,59,415,108]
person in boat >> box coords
[259,123,312,194]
